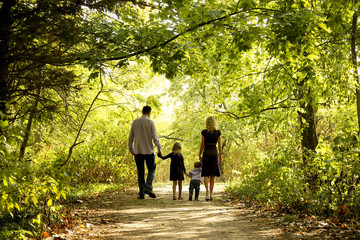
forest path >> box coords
[58,183,300,240]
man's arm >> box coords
[151,121,161,153]
[128,123,135,154]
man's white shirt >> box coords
[128,115,161,154]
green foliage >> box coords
[69,130,137,184]
[67,182,126,202]
[227,121,360,220]
[0,122,68,239]
[2,0,360,237]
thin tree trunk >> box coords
[19,86,41,161]
[351,11,360,136]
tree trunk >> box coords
[351,11,360,136]
[19,86,41,161]
[0,1,15,121]
[297,99,319,188]
[299,102,318,153]
[296,75,319,188]
[296,76,318,156]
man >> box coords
[128,106,161,199]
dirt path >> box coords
[57,184,300,240]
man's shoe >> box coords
[189,196,193,201]
[144,190,156,198]
[138,195,145,199]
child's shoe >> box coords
[189,196,192,201]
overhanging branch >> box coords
[216,103,292,120]
[159,132,184,141]
[73,8,274,64]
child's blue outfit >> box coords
[186,167,204,200]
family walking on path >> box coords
[128,106,222,201]
[61,106,298,239]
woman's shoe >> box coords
[173,196,177,200]
[206,191,210,201]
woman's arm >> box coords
[218,135,222,162]
[199,135,205,161]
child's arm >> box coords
[180,155,186,173]
[157,152,171,160]
[185,170,192,178]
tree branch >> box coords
[159,132,184,141]
[74,8,274,63]
[59,70,104,168]
[18,85,41,161]
[215,101,292,120]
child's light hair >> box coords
[172,142,182,154]
[205,116,218,133]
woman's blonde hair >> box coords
[172,142,182,154]
[205,116,218,133]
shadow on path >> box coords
[59,183,299,240]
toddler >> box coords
[185,162,203,201]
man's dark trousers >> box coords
[135,154,156,197]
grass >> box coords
[67,182,127,201]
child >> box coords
[185,162,203,201]
[158,142,186,200]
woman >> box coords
[199,116,222,201]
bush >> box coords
[226,136,360,221]
[0,124,67,239]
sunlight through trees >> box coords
[1,0,360,238]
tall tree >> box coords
[351,8,360,135]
